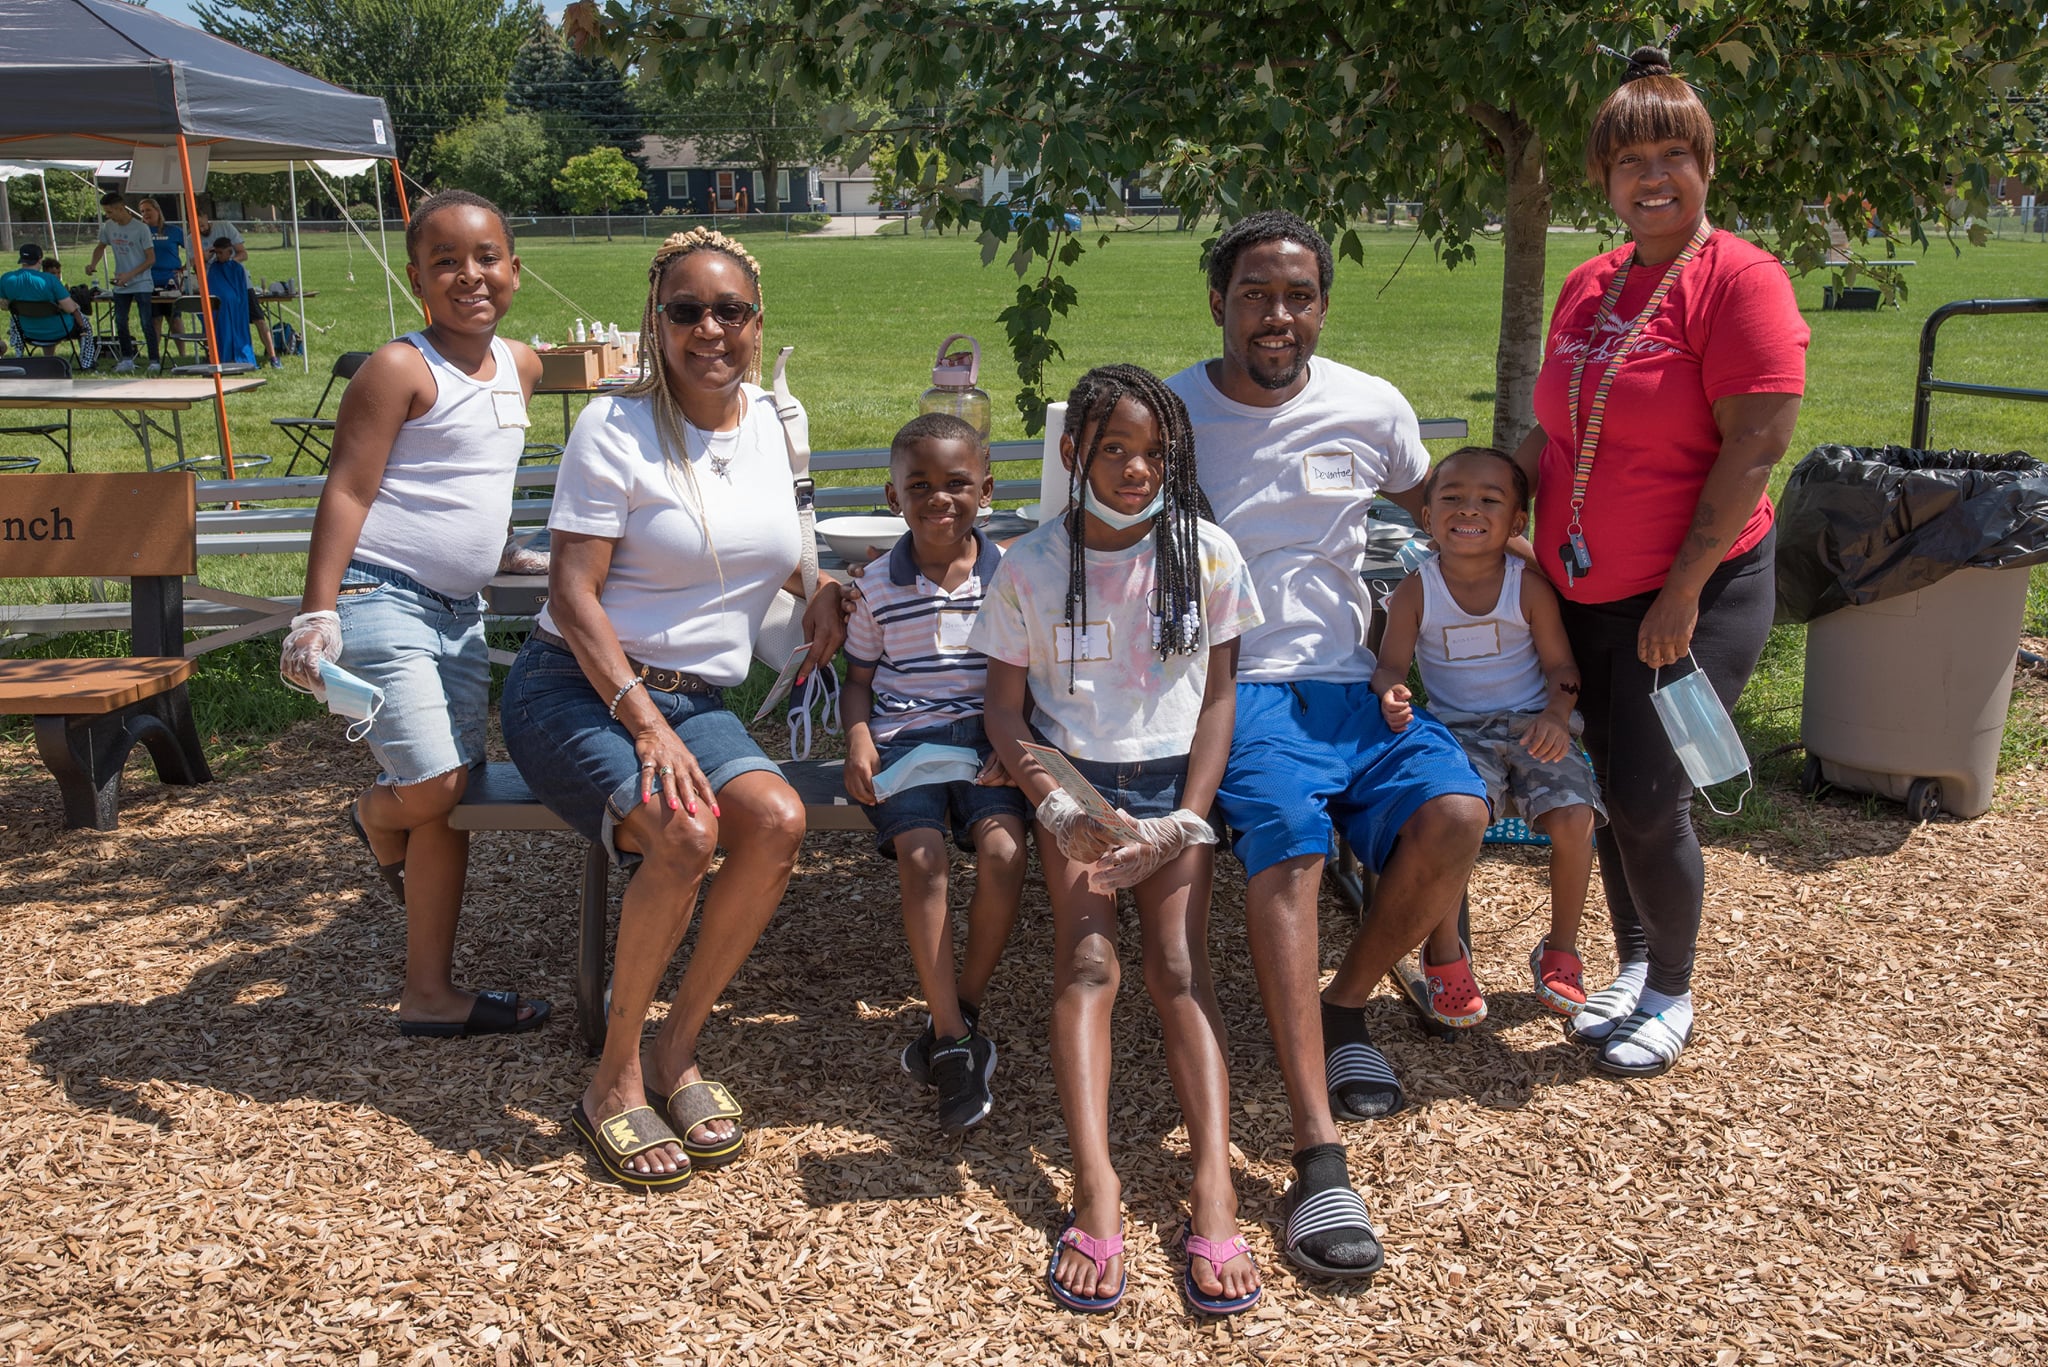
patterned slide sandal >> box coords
[567,1102,692,1192]
[661,1079,746,1169]
[1046,1211,1126,1313]
[1282,1180,1385,1280]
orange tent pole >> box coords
[390,157,422,325]
[176,133,236,479]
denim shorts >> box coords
[501,637,781,867]
[334,559,488,787]
[866,715,1030,858]
[1064,751,1197,823]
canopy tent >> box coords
[0,0,402,474]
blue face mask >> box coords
[1084,485,1164,530]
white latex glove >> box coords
[1086,808,1219,893]
[280,610,342,691]
[1035,789,1124,865]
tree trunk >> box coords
[1492,115,1552,453]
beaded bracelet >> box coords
[607,677,643,719]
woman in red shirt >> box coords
[1511,46,1808,1078]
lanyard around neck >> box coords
[1564,217,1714,535]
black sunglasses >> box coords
[661,298,760,328]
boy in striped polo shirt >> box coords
[842,413,1030,1138]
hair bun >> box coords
[1623,45,1673,82]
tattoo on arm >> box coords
[1675,499,1722,570]
[1557,681,1580,697]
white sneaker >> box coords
[113,356,136,374]
[146,361,161,374]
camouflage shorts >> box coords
[1438,709,1607,827]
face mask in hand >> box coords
[317,659,385,742]
[1649,653,1751,814]
[871,742,984,802]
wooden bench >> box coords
[0,472,212,828]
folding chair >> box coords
[6,299,94,372]
[161,295,210,361]
[271,350,371,475]
[0,355,75,471]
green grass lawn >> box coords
[8,220,2048,795]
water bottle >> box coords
[1649,655,1748,788]
[918,334,992,461]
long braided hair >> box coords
[623,228,764,582]
[1059,363,1214,692]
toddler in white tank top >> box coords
[1369,447,1608,1028]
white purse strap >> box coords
[770,345,819,599]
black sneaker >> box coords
[930,1032,996,1137]
[901,1001,979,1088]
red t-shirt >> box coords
[1532,229,1809,602]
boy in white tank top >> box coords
[1369,446,1606,1026]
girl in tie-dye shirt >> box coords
[973,364,1265,1316]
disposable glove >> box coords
[280,610,342,691]
[1035,789,1125,864]
[1086,808,1219,893]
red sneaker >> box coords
[1421,941,1486,1028]
[1531,938,1586,1016]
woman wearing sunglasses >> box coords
[502,228,846,1189]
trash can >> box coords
[1777,444,2048,818]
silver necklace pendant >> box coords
[708,447,733,480]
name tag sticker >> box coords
[491,390,530,429]
[1304,451,1356,490]
[1053,621,1112,663]
[935,612,975,652]
[1442,622,1503,661]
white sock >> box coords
[1604,989,1694,1070]
[1568,960,1648,1040]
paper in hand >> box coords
[1018,742,1139,837]
[752,641,813,723]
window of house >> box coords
[667,171,690,202]
[776,170,790,208]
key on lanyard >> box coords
[1559,531,1592,588]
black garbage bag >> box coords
[1775,444,2048,623]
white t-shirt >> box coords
[540,386,800,686]
[1169,357,1428,683]
[355,332,526,599]
[969,516,1263,762]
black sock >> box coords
[1289,1143,1381,1271]
[1321,999,1404,1119]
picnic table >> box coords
[0,373,266,469]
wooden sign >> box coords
[0,472,197,579]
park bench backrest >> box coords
[1,471,197,655]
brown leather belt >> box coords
[531,627,717,695]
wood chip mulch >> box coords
[1,667,2044,1364]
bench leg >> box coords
[32,693,214,831]
[132,687,213,788]
[577,841,610,1058]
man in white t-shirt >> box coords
[1167,211,1490,1282]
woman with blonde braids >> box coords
[502,228,846,1189]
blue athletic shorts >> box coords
[1216,679,1488,877]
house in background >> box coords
[638,138,824,214]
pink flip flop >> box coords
[1179,1222,1261,1316]
[1046,1211,1125,1313]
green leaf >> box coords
[1269,97,1293,133]
[1715,41,1755,77]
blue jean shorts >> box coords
[500,637,781,867]
[1065,751,1198,823]
[866,715,1030,858]
[1216,679,1489,877]
[334,559,488,787]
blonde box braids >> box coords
[625,227,766,593]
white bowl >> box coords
[817,514,908,565]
